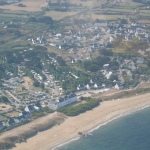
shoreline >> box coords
[52,103,150,150]
[8,93,150,150]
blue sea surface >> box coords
[56,107,150,150]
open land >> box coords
[0,104,11,111]
[0,1,48,12]
[45,11,78,20]
[0,93,149,149]
[22,77,33,89]
[5,111,20,118]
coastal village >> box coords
[0,0,150,149]
[0,19,150,130]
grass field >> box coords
[5,111,20,117]
[0,115,5,120]
[45,11,78,20]
[92,14,123,20]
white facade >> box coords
[114,84,124,90]
[6,0,16,4]
[49,94,77,110]
[25,106,30,112]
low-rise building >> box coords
[114,83,124,90]
[49,93,77,110]
[77,84,85,90]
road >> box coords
[5,90,20,103]
[42,71,60,96]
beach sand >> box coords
[3,93,150,150]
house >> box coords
[89,79,94,84]
[35,103,42,109]
[94,83,99,89]
[17,116,25,122]
[127,61,136,70]
[71,59,77,63]
[86,83,94,90]
[114,83,124,90]
[125,33,134,41]
[77,84,85,90]
[138,50,145,55]
[135,57,144,64]
[14,116,25,123]
[49,93,77,110]
[69,48,76,54]
[125,60,136,70]
[19,111,31,119]
[7,118,15,127]
[146,48,150,52]
[138,34,147,40]
[34,103,42,110]
[25,105,35,112]
[105,71,112,79]
[88,47,95,52]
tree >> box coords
[110,74,118,81]
[33,80,40,87]
[56,56,66,66]
[28,17,37,22]
[147,60,150,68]
[22,87,26,91]
[40,83,45,90]
[99,48,113,56]
[120,18,128,24]
[0,96,10,103]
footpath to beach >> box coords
[7,92,150,150]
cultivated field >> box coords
[45,11,78,20]
[0,1,48,12]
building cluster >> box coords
[76,55,150,91]
[0,103,42,130]
[30,20,150,63]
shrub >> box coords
[57,98,101,116]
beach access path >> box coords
[9,92,150,150]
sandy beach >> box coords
[1,93,150,150]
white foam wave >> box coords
[52,104,150,150]
[52,137,80,150]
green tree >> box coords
[0,96,10,103]
[33,80,40,87]
[40,83,45,90]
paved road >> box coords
[42,71,60,96]
[5,90,20,103]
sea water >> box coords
[56,107,150,150]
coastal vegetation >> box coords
[57,98,102,116]
[32,107,54,119]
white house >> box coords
[77,84,85,90]
[6,0,16,4]
[25,105,35,112]
[106,71,112,79]
[114,83,124,90]
[49,93,77,110]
